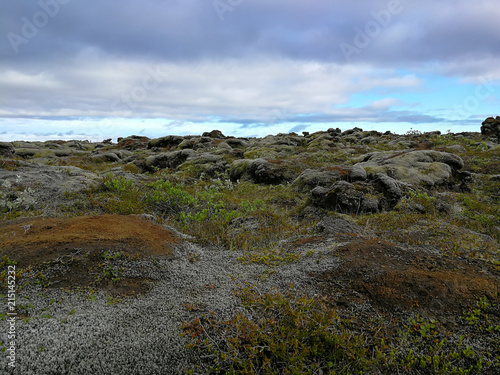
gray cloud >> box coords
[1,0,499,137]
[2,0,499,66]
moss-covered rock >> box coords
[311,181,367,214]
[143,149,195,171]
[356,150,464,187]
[229,158,296,184]
[292,165,367,193]
[0,142,15,156]
[148,135,184,149]
[481,116,500,139]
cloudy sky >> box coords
[1,0,499,141]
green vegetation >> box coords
[71,174,310,252]
[95,251,126,284]
[404,188,437,212]
[0,255,19,292]
[145,179,198,214]
[183,287,500,374]
[102,173,136,192]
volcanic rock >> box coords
[0,142,15,156]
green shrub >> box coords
[183,289,382,374]
[403,189,437,212]
[183,290,500,374]
[83,174,145,215]
[144,179,198,214]
[102,174,136,192]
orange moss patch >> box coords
[0,215,182,296]
[0,159,21,170]
[0,214,179,266]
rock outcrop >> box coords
[481,116,500,140]
[292,165,367,192]
[355,150,464,187]
[148,135,184,149]
[0,142,15,156]
[229,158,293,184]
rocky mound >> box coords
[482,116,500,140]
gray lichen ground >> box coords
[1,236,340,374]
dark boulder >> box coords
[327,128,342,136]
[202,130,225,138]
[481,116,500,140]
[148,135,184,149]
[372,173,402,208]
[117,136,150,150]
[91,152,121,163]
[292,169,341,192]
[292,165,367,193]
[308,172,405,214]
[342,127,363,136]
[225,138,249,149]
[311,182,366,214]
[0,142,15,157]
[249,159,286,184]
[229,158,292,184]
[143,149,195,171]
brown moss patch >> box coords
[326,166,350,178]
[117,139,148,151]
[0,159,21,171]
[287,235,326,249]
[0,215,181,296]
[314,238,500,320]
[1,214,179,263]
[418,142,434,150]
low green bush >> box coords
[183,289,500,374]
[102,174,136,192]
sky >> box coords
[1,0,500,142]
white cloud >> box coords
[366,98,403,110]
[0,52,423,124]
